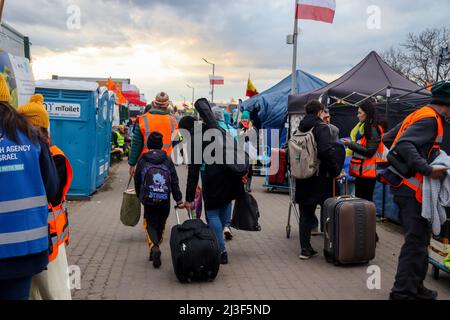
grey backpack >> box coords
[288,128,320,180]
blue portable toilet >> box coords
[35,80,99,198]
[95,87,110,188]
[104,91,116,177]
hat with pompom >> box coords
[17,94,49,129]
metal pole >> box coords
[212,63,215,103]
[291,0,299,95]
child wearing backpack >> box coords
[134,132,184,268]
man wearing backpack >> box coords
[294,100,342,260]
[134,132,184,269]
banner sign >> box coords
[44,102,81,118]
[0,50,35,108]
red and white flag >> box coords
[296,0,336,24]
[209,75,224,85]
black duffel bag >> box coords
[231,192,261,231]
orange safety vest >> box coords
[138,112,178,156]
[48,145,73,262]
[349,125,389,179]
[390,106,444,203]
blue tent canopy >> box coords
[241,70,327,129]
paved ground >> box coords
[66,161,450,300]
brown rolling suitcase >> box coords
[323,181,376,265]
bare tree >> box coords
[382,27,450,86]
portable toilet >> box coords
[95,87,109,188]
[104,91,116,176]
[35,80,99,198]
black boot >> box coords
[417,285,438,300]
[151,246,161,269]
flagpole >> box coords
[291,0,299,95]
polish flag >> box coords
[210,75,224,85]
[296,0,336,24]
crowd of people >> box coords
[2,71,450,300]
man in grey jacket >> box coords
[384,81,450,300]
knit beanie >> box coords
[17,94,50,129]
[241,110,250,120]
[152,92,170,109]
[431,81,450,107]
[0,74,11,103]
[147,131,164,150]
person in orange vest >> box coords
[342,101,387,201]
[128,92,179,177]
[17,94,73,300]
[381,82,450,300]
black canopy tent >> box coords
[288,51,432,138]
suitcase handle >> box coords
[324,217,331,240]
[333,176,349,197]
[175,206,193,225]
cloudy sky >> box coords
[3,0,450,104]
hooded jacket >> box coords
[295,114,343,205]
[134,149,182,204]
[185,126,245,210]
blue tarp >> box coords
[241,70,327,129]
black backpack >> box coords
[194,98,249,175]
[139,162,172,206]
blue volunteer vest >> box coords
[0,130,49,259]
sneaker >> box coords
[224,227,233,240]
[417,285,438,300]
[389,292,416,300]
[299,248,319,260]
[220,251,228,265]
[151,246,161,269]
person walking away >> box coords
[239,110,258,193]
[17,94,74,300]
[382,82,450,300]
[129,92,179,177]
[295,100,342,260]
[0,75,59,300]
[342,101,387,202]
[213,107,239,240]
[134,132,184,268]
[183,108,245,264]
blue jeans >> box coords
[206,203,232,253]
[0,276,33,300]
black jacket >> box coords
[348,125,381,158]
[134,149,183,204]
[295,115,343,205]
[383,117,440,198]
[185,126,245,210]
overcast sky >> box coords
[3,0,450,104]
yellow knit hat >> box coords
[17,94,50,129]
[0,74,12,103]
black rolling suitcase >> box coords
[323,181,377,265]
[170,208,220,283]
